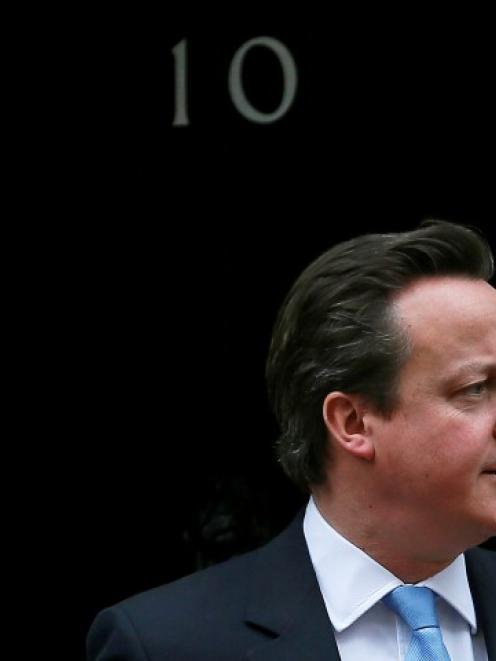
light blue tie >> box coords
[382,586,451,660]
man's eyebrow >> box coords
[447,361,496,381]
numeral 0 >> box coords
[172,36,298,126]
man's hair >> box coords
[266,220,494,491]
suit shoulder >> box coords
[87,511,306,659]
[88,548,263,660]
[115,509,306,623]
[120,548,257,619]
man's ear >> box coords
[322,392,375,461]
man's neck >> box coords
[312,492,457,584]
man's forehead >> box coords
[393,276,496,327]
[392,276,496,366]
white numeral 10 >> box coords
[172,36,298,126]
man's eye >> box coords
[463,382,486,396]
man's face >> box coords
[370,276,496,556]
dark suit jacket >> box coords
[87,509,496,660]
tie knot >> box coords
[382,586,439,631]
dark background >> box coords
[69,16,495,659]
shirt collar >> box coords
[303,496,477,633]
[420,555,477,633]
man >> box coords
[88,220,496,660]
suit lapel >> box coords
[466,546,496,661]
[245,600,340,661]
[243,508,341,661]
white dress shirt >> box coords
[303,497,488,661]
